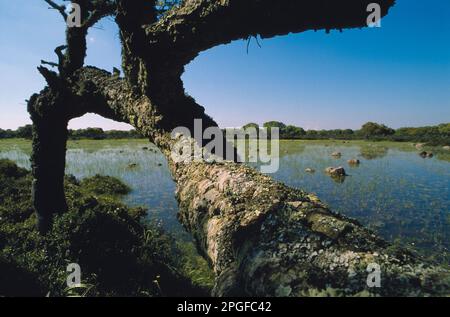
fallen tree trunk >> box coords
[28,67,449,296]
[173,159,450,296]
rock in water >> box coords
[348,159,360,165]
[419,151,433,158]
[415,143,426,150]
[331,152,342,158]
[325,166,347,177]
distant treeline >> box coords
[68,128,143,140]
[0,126,144,140]
[241,122,450,145]
[2,122,449,145]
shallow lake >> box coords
[1,139,449,264]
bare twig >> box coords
[40,60,59,68]
[43,0,68,20]
[246,35,261,54]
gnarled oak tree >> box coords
[28,0,450,296]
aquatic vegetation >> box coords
[359,145,388,160]
[79,175,131,196]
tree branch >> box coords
[37,66,61,91]
[146,0,395,65]
[53,44,68,73]
[40,60,59,68]
[83,1,117,28]
[43,0,68,20]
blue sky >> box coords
[0,0,449,130]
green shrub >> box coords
[0,159,209,297]
[0,159,28,178]
[80,175,131,196]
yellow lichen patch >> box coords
[307,194,320,203]
[216,170,232,192]
[197,179,214,195]
[290,209,307,222]
[205,217,224,271]
[239,209,263,227]
[287,201,303,208]
[307,212,352,240]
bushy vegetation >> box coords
[392,123,450,145]
[0,159,211,297]
[4,122,449,145]
[68,128,143,140]
[0,125,33,140]
[0,126,144,140]
[241,122,450,145]
[360,122,395,138]
[80,175,131,196]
